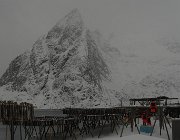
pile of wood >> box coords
[0,101,34,124]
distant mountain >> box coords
[162,40,180,54]
[122,70,180,100]
[0,9,124,108]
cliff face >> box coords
[0,51,31,91]
[0,9,120,108]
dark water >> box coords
[34,109,64,117]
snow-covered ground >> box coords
[0,118,172,140]
[96,134,166,140]
[85,120,171,140]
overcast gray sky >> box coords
[1,0,180,76]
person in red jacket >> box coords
[142,111,152,126]
[142,112,147,125]
[150,101,158,113]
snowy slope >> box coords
[116,40,180,99]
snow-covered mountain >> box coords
[0,9,180,108]
[0,9,124,108]
[115,39,180,101]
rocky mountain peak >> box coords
[55,8,83,28]
[0,9,117,108]
[46,9,84,46]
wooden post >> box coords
[131,108,135,132]
[159,107,163,136]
